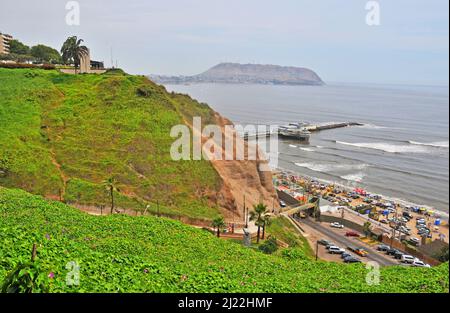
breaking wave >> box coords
[340,172,366,183]
[294,162,369,173]
[336,141,434,154]
[409,141,449,148]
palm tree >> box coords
[103,177,119,214]
[60,36,89,74]
[211,217,226,238]
[261,213,272,240]
[250,203,268,243]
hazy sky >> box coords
[1,0,448,85]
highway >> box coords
[296,217,398,266]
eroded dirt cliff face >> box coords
[205,112,280,220]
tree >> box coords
[103,177,119,214]
[60,36,89,73]
[261,213,272,240]
[434,246,449,262]
[30,44,62,64]
[363,221,372,237]
[250,203,268,243]
[8,39,30,55]
[211,216,226,238]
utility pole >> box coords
[315,240,319,261]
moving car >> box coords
[348,246,369,257]
[330,222,344,229]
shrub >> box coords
[259,236,279,254]
[0,63,55,70]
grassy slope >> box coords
[0,68,220,219]
[0,187,448,293]
[266,216,314,257]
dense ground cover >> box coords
[0,188,448,293]
[0,68,221,219]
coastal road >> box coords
[296,217,398,266]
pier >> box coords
[243,122,364,141]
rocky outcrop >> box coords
[205,113,280,220]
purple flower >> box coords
[45,234,51,240]
[143,268,149,273]
[48,272,55,279]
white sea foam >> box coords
[299,147,315,152]
[409,140,449,148]
[357,123,388,129]
[336,141,432,154]
[289,144,297,148]
[341,172,366,182]
[294,162,369,173]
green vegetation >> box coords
[0,188,448,293]
[250,203,269,243]
[266,216,314,257]
[2,38,62,64]
[0,68,221,220]
[60,36,89,72]
[211,216,226,237]
[30,44,62,64]
[258,237,278,254]
[8,39,31,55]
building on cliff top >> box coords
[0,32,13,55]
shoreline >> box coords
[272,166,449,222]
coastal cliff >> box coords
[0,67,278,221]
[150,62,324,86]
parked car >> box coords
[403,212,413,219]
[377,244,391,251]
[318,239,332,246]
[409,238,420,246]
[386,248,400,256]
[330,222,344,229]
[325,243,336,250]
[401,255,416,264]
[380,219,388,224]
[345,231,360,237]
[393,251,404,259]
[344,256,362,263]
[328,246,345,254]
[279,200,286,207]
[341,252,352,259]
[412,260,431,268]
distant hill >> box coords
[150,63,324,86]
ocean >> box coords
[164,83,449,216]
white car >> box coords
[412,260,431,268]
[330,222,344,229]
[328,246,346,254]
[401,255,416,264]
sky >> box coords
[1,0,448,85]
